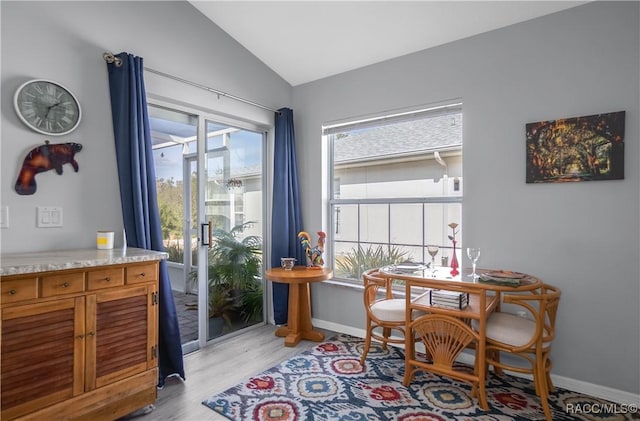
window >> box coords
[149,106,198,265]
[326,103,463,282]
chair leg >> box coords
[485,349,495,375]
[536,357,552,421]
[403,367,414,387]
[492,350,504,376]
[360,324,373,367]
[545,370,555,393]
[381,327,391,350]
[403,332,415,387]
[544,355,555,392]
[475,349,489,410]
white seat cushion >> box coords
[371,299,406,321]
[371,299,426,322]
[472,312,536,348]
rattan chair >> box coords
[360,268,410,367]
[404,285,492,410]
[479,284,561,421]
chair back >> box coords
[485,283,561,421]
[362,268,395,318]
[503,283,561,350]
[359,268,408,366]
[405,281,492,409]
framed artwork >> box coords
[526,111,625,183]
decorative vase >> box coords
[450,239,459,277]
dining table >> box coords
[380,264,543,410]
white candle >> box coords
[97,231,115,250]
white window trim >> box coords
[325,101,463,284]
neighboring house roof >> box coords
[153,111,462,180]
[226,164,261,179]
[334,112,462,164]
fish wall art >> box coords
[15,140,83,195]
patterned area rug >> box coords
[203,334,637,421]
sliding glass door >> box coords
[149,103,266,353]
[199,119,265,342]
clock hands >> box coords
[45,102,60,119]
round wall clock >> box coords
[14,79,81,136]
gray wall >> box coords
[294,2,639,395]
[1,1,289,254]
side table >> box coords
[265,266,333,347]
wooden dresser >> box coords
[0,247,167,421]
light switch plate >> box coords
[37,206,63,228]
[0,206,8,228]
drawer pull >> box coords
[88,331,95,337]
[8,289,17,295]
[62,282,70,288]
[77,334,84,339]
[140,272,146,277]
[105,277,111,282]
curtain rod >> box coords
[102,52,279,113]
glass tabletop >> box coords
[381,264,463,281]
[380,265,542,290]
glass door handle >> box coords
[201,222,212,249]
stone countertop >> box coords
[0,247,168,276]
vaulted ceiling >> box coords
[189,1,587,86]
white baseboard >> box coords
[313,318,640,406]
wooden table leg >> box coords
[274,282,325,347]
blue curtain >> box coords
[271,108,305,325]
[106,52,185,387]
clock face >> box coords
[14,79,81,136]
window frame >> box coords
[325,102,463,284]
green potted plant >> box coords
[207,282,238,337]
[189,222,263,333]
[186,273,239,337]
[208,223,261,287]
[238,280,263,325]
[208,222,263,326]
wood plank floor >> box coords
[150,324,336,420]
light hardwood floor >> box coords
[149,324,335,420]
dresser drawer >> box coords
[1,277,38,304]
[41,272,85,297]
[126,263,158,284]
[87,267,124,290]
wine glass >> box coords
[466,247,481,279]
[427,245,439,276]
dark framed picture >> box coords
[526,111,625,183]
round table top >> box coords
[266,266,333,284]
